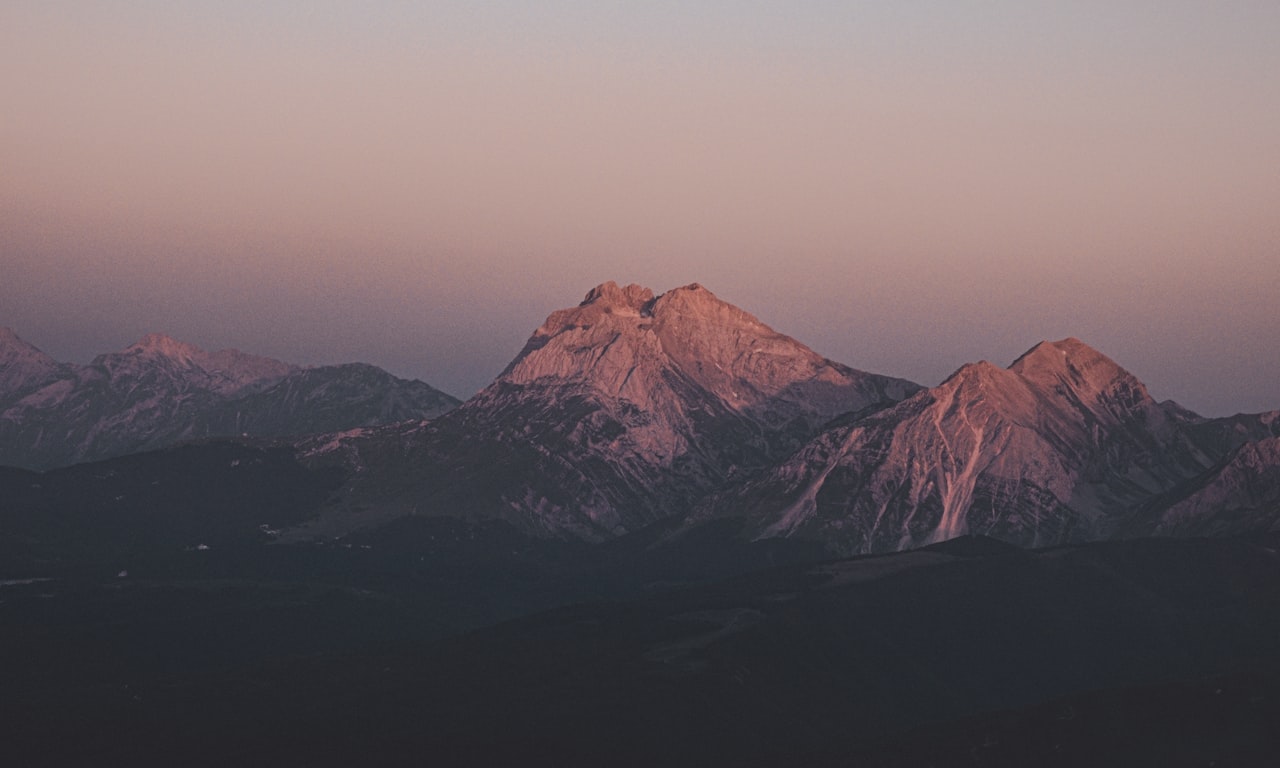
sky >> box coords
[3,1,1278,415]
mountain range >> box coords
[3,282,1277,553]
[293,282,1279,552]
[694,337,1280,552]
[5,281,1280,766]
[0,328,460,470]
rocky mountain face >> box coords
[0,326,70,398]
[309,282,921,540]
[694,338,1280,553]
[1141,437,1280,537]
[0,330,460,470]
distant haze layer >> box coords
[3,2,1278,414]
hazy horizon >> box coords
[4,2,1278,416]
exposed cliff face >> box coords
[1143,437,1280,537]
[0,333,460,470]
[698,339,1258,554]
[312,282,921,540]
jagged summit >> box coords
[938,359,1006,387]
[123,333,206,363]
[568,281,741,322]
[920,339,1156,430]
[1009,337,1161,430]
[501,281,918,414]
[506,279,922,421]
[580,281,656,312]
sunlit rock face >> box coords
[699,338,1277,554]
[315,282,920,540]
[0,331,459,470]
[502,281,916,419]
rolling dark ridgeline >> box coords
[3,283,1279,767]
[7,532,1280,767]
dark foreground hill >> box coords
[5,531,1279,767]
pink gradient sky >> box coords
[3,2,1278,414]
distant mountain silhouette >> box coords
[0,329,460,469]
